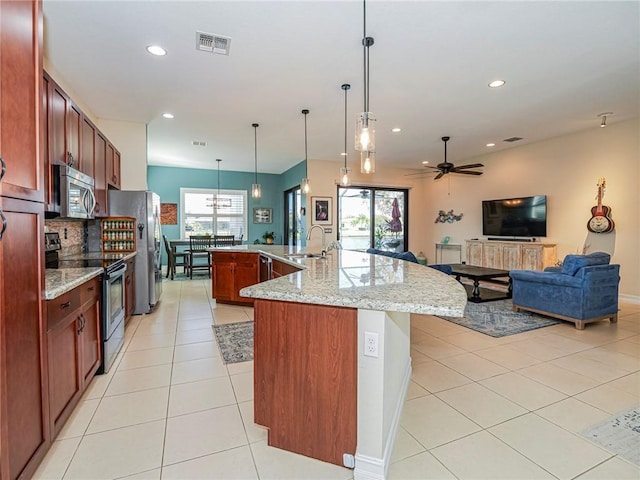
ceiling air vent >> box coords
[503,136,523,143]
[196,31,231,55]
[192,140,207,147]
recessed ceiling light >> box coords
[391,127,401,133]
[488,80,505,88]
[341,152,347,156]
[162,113,174,119]
[486,143,495,147]
[422,161,429,164]
[146,45,167,56]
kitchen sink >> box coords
[285,253,325,259]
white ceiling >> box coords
[43,1,640,175]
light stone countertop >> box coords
[211,245,467,317]
[45,251,136,300]
[45,267,104,300]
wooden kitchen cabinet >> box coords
[46,276,102,438]
[125,257,136,324]
[0,1,50,478]
[272,258,301,278]
[0,198,49,480]
[212,252,260,306]
[81,116,96,178]
[94,132,108,216]
[106,142,121,189]
[0,0,44,203]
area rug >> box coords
[438,299,561,337]
[213,321,254,364]
[582,406,640,466]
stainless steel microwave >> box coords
[47,165,96,219]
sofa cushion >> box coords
[561,252,610,276]
[366,248,419,264]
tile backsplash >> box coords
[45,220,85,257]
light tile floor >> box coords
[34,276,640,479]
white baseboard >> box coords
[354,359,412,480]
[619,294,640,304]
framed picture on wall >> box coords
[311,197,332,225]
[253,207,272,224]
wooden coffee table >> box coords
[449,264,512,303]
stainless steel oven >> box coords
[102,260,127,373]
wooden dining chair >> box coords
[188,235,213,278]
[163,235,190,280]
[213,234,236,247]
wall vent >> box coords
[192,140,207,147]
[503,136,523,143]
[196,31,231,55]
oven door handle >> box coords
[106,263,127,279]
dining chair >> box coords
[188,235,213,278]
[213,234,236,247]
[163,235,190,280]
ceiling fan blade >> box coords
[453,163,484,170]
[453,170,483,175]
[434,171,445,180]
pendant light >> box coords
[251,123,261,198]
[340,84,351,186]
[301,109,311,194]
[213,158,222,209]
[356,0,376,174]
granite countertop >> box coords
[45,251,136,300]
[45,267,104,300]
[213,245,467,317]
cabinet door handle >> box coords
[0,156,5,182]
[87,286,95,292]
[60,301,71,309]
[67,152,74,167]
[77,316,82,335]
[0,210,6,241]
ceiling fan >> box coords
[411,136,484,180]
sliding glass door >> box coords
[284,186,302,246]
[338,187,408,252]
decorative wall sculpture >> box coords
[435,209,463,224]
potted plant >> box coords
[262,231,275,244]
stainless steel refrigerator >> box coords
[108,190,163,314]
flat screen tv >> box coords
[482,195,547,238]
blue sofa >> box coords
[510,252,620,330]
[366,249,452,274]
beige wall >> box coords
[307,119,639,300]
[423,118,639,300]
[305,159,427,254]
[97,119,148,190]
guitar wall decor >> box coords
[587,178,615,233]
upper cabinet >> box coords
[0,0,44,203]
[106,142,121,189]
[42,71,121,216]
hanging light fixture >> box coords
[597,112,613,128]
[213,158,222,209]
[301,109,311,194]
[340,84,351,186]
[251,123,261,198]
[356,0,376,174]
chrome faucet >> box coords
[306,225,326,256]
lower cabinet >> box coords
[124,257,136,323]
[466,240,557,271]
[212,252,259,306]
[47,276,101,438]
[272,258,301,278]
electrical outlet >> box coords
[364,331,379,357]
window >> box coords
[337,186,408,252]
[180,188,247,239]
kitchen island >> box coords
[214,245,466,480]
